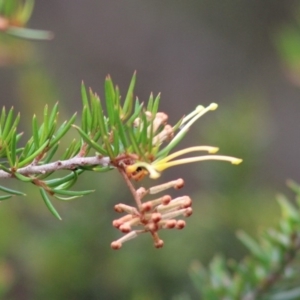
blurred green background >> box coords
[1,1,300,299]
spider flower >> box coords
[126,146,242,179]
[126,102,242,179]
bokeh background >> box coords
[1,1,300,299]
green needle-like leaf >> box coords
[54,171,79,190]
[81,82,90,111]
[18,138,33,161]
[14,172,33,182]
[152,93,161,115]
[105,75,116,126]
[147,92,154,112]
[51,188,94,196]
[92,166,113,172]
[7,112,20,140]
[140,111,149,151]
[0,106,6,130]
[19,0,35,24]
[0,195,12,201]
[45,170,84,188]
[54,195,83,201]
[32,114,40,148]
[39,187,62,220]
[126,102,143,125]
[96,95,109,140]
[61,139,78,160]
[0,185,25,196]
[91,92,100,133]
[42,143,59,164]
[81,106,89,133]
[237,231,266,262]
[73,125,108,156]
[112,126,120,156]
[18,140,48,167]
[2,107,14,138]
[123,71,136,118]
[103,135,115,159]
[41,105,49,142]
[49,113,77,147]
[10,129,17,166]
[6,27,53,40]
[114,86,121,115]
[148,115,155,155]
[4,142,13,167]
[48,102,59,128]
[0,163,11,173]
[278,194,300,223]
[116,114,128,150]
[127,124,143,158]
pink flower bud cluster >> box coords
[111,178,192,249]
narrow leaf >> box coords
[54,195,82,201]
[45,170,84,188]
[0,195,12,201]
[0,184,26,196]
[14,172,33,182]
[32,114,40,148]
[0,106,6,130]
[105,75,116,126]
[73,125,108,156]
[51,188,94,196]
[237,230,266,261]
[39,188,62,220]
[2,107,14,138]
[10,129,17,166]
[123,71,136,118]
[49,113,77,147]
[147,92,154,112]
[41,105,49,142]
[18,140,48,167]
[48,102,59,128]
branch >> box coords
[0,155,111,179]
[189,182,300,300]
[0,73,242,248]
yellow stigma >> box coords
[209,103,218,110]
[154,155,243,172]
[155,146,219,165]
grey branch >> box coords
[0,156,111,179]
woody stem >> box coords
[118,168,142,211]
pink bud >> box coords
[162,195,172,205]
[183,207,193,217]
[176,220,186,229]
[120,223,131,233]
[112,220,122,228]
[151,212,162,223]
[111,241,122,250]
[154,239,164,248]
[174,178,184,189]
[141,202,152,212]
[114,204,124,213]
[165,220,176,228]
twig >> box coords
[118,168,142,211]
[242,233,300,300]
[0,155,111,179]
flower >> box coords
[111,178,192,249]
[126,146,242,179]
[125,102,242,179]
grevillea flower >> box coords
[126,103,242,179]
[126,146,242,179]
